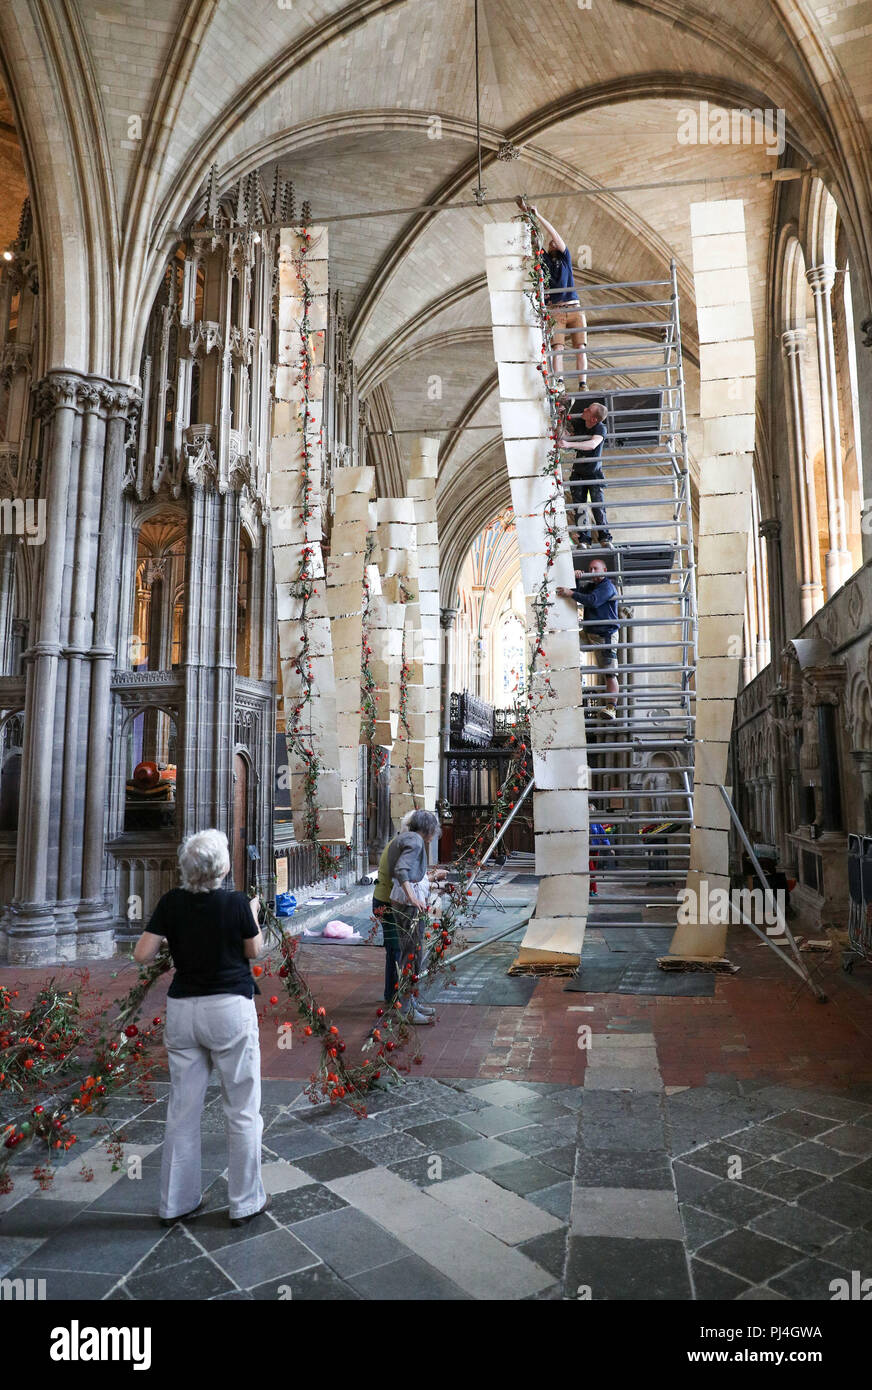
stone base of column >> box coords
[0,902,63,966]
[55,900,83,960]
[75,898,118,959]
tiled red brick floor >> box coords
[3,927,871,1094]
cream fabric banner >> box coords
[668,199,755,959]
[272,227,344,843]
[484,220,590,968]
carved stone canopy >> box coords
[781,636,842,716]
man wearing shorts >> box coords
[516,197,587,388]
[557,557,619,718]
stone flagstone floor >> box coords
[3,1056,872,1300]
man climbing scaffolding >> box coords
[516,195,587,388]
[557,557,620,719]
[561,404,613,547]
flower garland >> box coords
[0,957,169,1194]
[396,578,418,808]
[285,218,339,882]
[262,883,476,1104]
[449,213,565,863]
[359,530,387,783]
[1,210,578,1199]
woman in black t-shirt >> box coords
[134,829,268,1228]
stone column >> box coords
[751,485,770,670]
[780,330,824,623]
[669,200,755,962]
[79,386,140,947]
[5,375,79,963]
[759,519,785,666]
[806,666,845,833]
[439,606,457,803]
[484,219,589,970]
[57,385,105,935]
[0,536,18,675]
[326,463,374,841]
[408,438,442,809]
[273,226,344,845]
[806,265,853,591]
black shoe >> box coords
[230,1195,270,1228]
[160,1200,204,1227]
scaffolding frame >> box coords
[544,262,699,920]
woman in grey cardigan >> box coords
[388,808,443,1025]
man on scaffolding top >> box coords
[516,196,587,390]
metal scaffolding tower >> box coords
[545,262,697,927]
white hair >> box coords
[179,829,231,893]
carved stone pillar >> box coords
[6,375,80,962]
[805,664,846,833]
[780,329,824,622]
[56,385,106,936]
[806,265,853,592]
[79,384,141,948]
[759,519,785,668]
[751,486,770,671]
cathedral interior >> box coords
[0,0,871,1311]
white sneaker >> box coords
[413,998,436,1015]
[404,1003,435,1026]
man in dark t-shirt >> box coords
[562,403,612,546]
[517,196,587,388]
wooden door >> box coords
[232,752,248,889]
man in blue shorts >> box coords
[517,196,587,388]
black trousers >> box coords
[569,464,611,543]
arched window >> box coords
[498,610,526,699]
[131,511,186,670]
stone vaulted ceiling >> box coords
[1,0,871,577]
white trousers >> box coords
[160,993,266,1221]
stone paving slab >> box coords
[426,1172,563,1245]
[571,1186,684,1240]
[4,1068,872,1302]
[289,1206,408,1277]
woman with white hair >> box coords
[133,828,267,1228]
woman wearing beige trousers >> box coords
[134,829,268,1228]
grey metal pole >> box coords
[717,783,825,1000]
